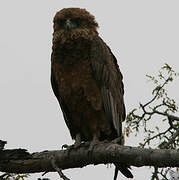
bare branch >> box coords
[0,143,179,175]
[51,158,70,180]
[142,128,171,147]
[143,77,170,108]
[151,166,159,180]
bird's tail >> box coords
[113,132,133,179]
[114,163,133,180]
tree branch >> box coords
[160,128,179,149]
[0,142,179,174]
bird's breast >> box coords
[53,58,102,111]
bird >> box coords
[51,7,133,179]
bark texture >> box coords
[0,142,179,174]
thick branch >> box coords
[0,142,179,174]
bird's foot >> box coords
[73,140,81,149]
[61,144,74,150]
[88,139,109,151]
[87,136,100,156]
[62,134,82,150]
[72,133,82,149]
[61,143,82,151]
[61,143,79,157]
[89,140,99,151]
[112,137,123,144]
[102,139,110,143]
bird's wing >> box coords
[51,68,75,138]
[90,36,126,138]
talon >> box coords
[88,135,100,155]
[89,141,99,151]
[62,144,69,149]
[112,137,120,143]
[103,139,109,143]
[73,133,81,149]
[73,141,81,149]
[112,136,123,144]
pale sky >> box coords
[0,1,179,180]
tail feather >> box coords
[114,163,133,180]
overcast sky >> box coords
[1,0,179,180]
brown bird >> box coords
[51,8,133,179]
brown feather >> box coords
[51,7,132,179]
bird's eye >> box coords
[57,19,65,27]
[71,18,81,26]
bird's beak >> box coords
[65,19,73,31]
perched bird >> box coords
[51,8,133,179]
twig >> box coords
[42,171,49,176]
[151,166,159,180]
[159,168,170,180]
[142,128,171,147]
[51,157,70,180]
[143,77,170,108]
[161,128,179,149]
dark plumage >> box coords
[51,8,133,179]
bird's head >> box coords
[52,8,98,47]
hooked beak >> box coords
[64,19,76,31]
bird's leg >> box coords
[112,137,122,144]
[62,133,81,150]
[62,144,70,149]
[112,134,124,145]
[73,133,81,148]
[89,134,100,152]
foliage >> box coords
[126,63,179,179]
[0,173,30,180]
[0,173,50,180]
